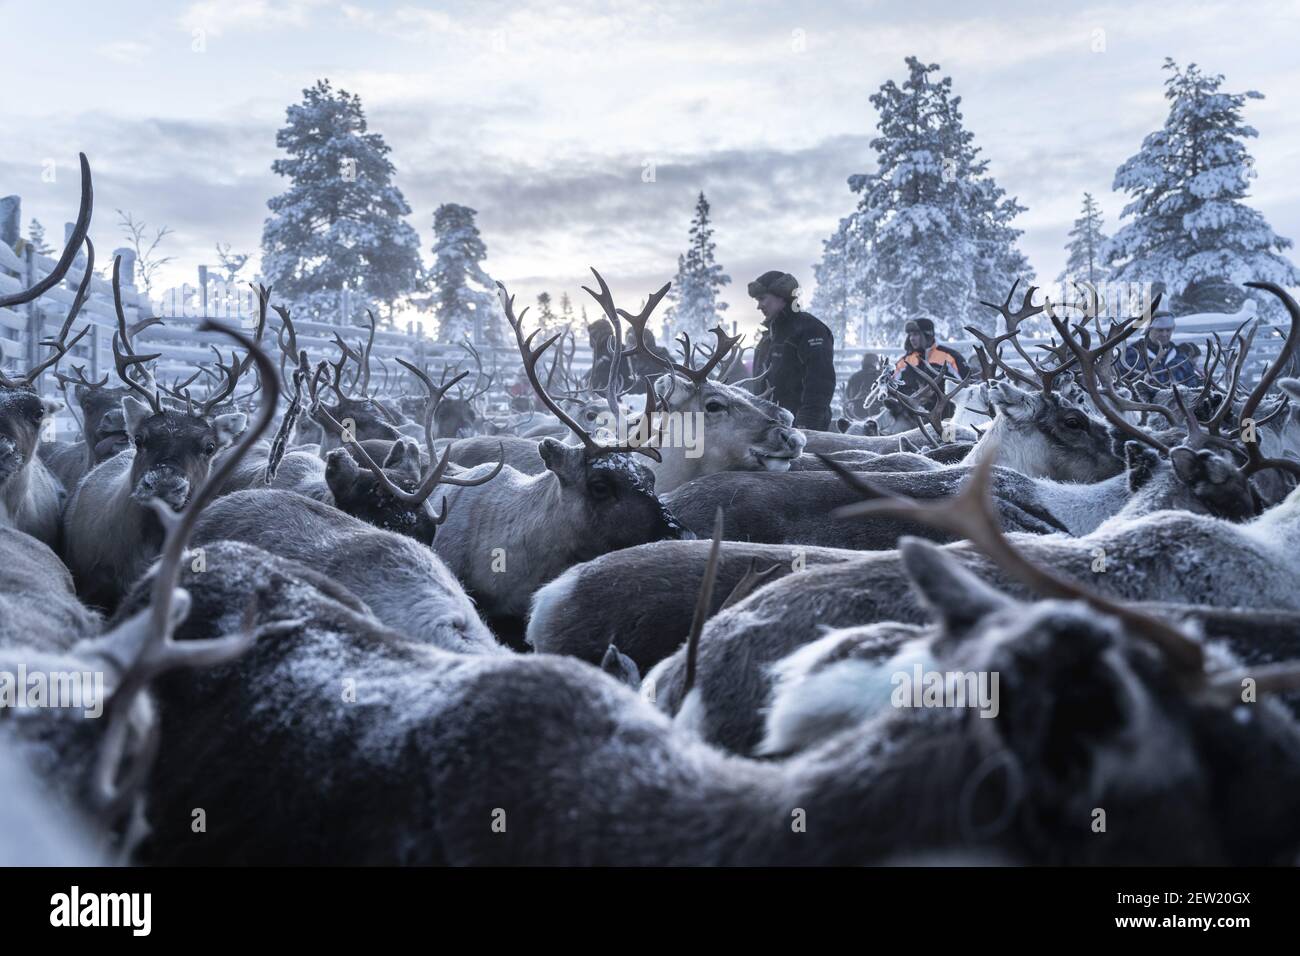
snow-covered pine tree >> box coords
[26,219,52,256]
[663,192,730,342]
[834,57,1031,342]
[811,215,868,345]
[261,79,422,325]
[535,292,563,334]
[428,202,501,345]
[1106,59,1299,317]
[559,292,575,330]
[1057,193,1110,288]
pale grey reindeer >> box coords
[63,261,252,610]
[415,282,691,630]
[123,497,1300,865]
[1,321,284,864]
[0,157,96,547]
[646,416,1300,756]
[449,269,806,492]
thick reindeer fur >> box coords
[803,424,979,456]
[0,526,101,652]
[190,489,504,653]
[0,390,66,548]
[662,465,1129,548]
[646,471,1300,754]
[449,379,805,492]
[128,536,1300,865]
[0,736,109,865]
[965,381,1122,482]
[62,450,161,609]
[527,539,861,671]
[431,445,687,621]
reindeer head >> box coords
[536,437,689,556]
[985,380,1122,482]
[0,387,61,486]
[325,440,443,545]
[654,374,805,475]
[122,398,246,511]
[79,385,131,463]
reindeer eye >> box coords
[204,441,217,456]
[705,400,727,414]
[134,435,144,448]
[1063,416,1083,430]
[588,477,614,500]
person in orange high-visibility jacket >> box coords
[892,318,969,409]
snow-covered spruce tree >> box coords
[1057,192,1110,288]
[663,192,730,343]
[535,292,565,335]
[811,215,868,345]
[839,57,1030,342]
[26,219,52,256]
[428,202,501,345]
[559,292,575,330]
[1106,59,1299,318]
[261,79,422,325]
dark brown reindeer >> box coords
[313,356,504,544]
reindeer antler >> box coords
[501,279,661,462]
[829,445,1205,674]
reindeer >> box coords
[40,368,131,494]
[121,501,1300,865]
[303,312,406,453]
[2,321,281,864]
[62,260,252,609]
[0,159,97,548]
[427,339,495,439]
[426,283,691,631]
[572,268,806,492]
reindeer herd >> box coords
[4,155,1300,866]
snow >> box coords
[1105,59,1300,319]
[663,193,731,344]
[811,57,1030,345]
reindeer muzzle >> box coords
[133,467,191,510]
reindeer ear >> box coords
[211,412,248,449]
[383,439,418,469]
[863,419,879,437]
[600,644,641,688]
[1124,442,1161,492]
[40,398,63,418]
[898,537,1013,636]
[1278,377,1300,403]
[653,373,693,409]
[121,396,154,438]
[538,437,585,484]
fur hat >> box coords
[1149,312,1176,330]
[747,270,799,301]
[904,318,936,336]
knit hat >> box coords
[747,270,799,300]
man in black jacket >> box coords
[749,271,835,431]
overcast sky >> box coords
[2,0,1298,337]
